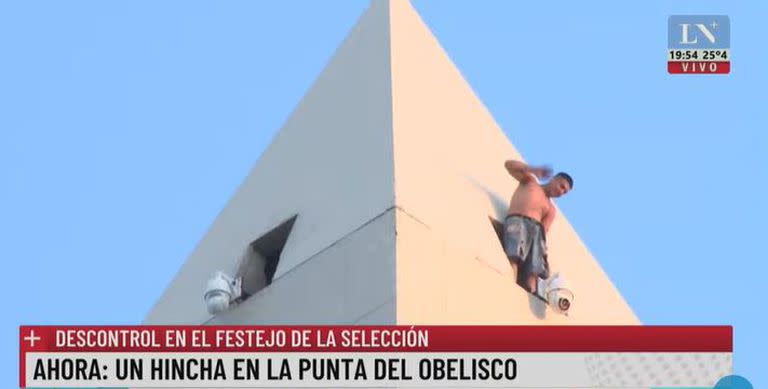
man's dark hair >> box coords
[554,172,574,189]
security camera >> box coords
[204,271,242,315]
[539,273,574,315]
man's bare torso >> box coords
[507,179,553,223]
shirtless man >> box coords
[503,159,573,294]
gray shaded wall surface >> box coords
[207,210,396,325]
[145,0,394,324]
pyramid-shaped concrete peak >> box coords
[145,0,638,325]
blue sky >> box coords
[1,0,765,387]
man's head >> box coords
[544,172,573,198]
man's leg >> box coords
[514,260,538,294]
[515,259,537,293]
[503,217,525,279]
[504,216,540,294]
[526,224,549,295]
[507,255,522,285]
[528,275,539,294]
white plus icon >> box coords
[711,20,719,29]
[24,330,41,347]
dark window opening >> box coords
[489,216,505,245]
[235,215,297,300]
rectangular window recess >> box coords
[235,214,298,300]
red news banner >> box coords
[20,325,732,388]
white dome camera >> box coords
[204,271,242,315]
[539,273,574,315]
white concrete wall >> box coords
[396,209,637,324]
[388,0,638,324]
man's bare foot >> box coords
[527,275,537,294]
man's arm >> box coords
[542,205,556,234]
[504,160,552,183]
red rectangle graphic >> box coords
[668,61,730,74]
[19,325,733,353]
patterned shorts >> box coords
[503,214,550,280]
